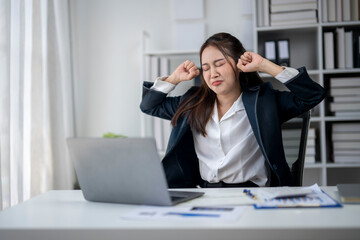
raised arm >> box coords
[237,51,284,77]
[165,60,200,85]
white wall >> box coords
[70,0,253,137]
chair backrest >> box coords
[282,111,311,186]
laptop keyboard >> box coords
[171,195,186,202]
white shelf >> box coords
[144,49,199,56]
[256,24,318,32]
[323,116,360,121]
[321,21,360,27]
[304,163,324,169]
[322,68,360,74]
[326,163,360,168]
[254,0,360,186]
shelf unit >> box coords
[253,0,360,186]
[140,32,200,158]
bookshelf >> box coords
[254,0,360,186]
[140,32,200,158]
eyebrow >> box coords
[201,58,225,66]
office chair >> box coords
[282,111,311,187]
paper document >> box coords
[122,205,247,222]
[254,184,342,209]
[178,189,257,206]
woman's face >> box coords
[201,46,241,97]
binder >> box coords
[277,39,290,67]
[345,31,353,68]
[264,40,277,64]
[353,31,360,68]
[324,31,335,69]
[337,184,360,203]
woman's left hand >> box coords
[237,51,284,77]
[237,52,264,72]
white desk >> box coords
[0,187,359,240]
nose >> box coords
[210,67,219,79]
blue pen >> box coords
[243,189,257,200]
[166,212,220,218]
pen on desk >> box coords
[243,189,257,200]
[165,212,220,218]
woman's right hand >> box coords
[165,60,200,85]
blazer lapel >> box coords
[243,86,262,145]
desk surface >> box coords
[0,187,359,240]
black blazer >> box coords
[140,67,326,187]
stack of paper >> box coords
[329,77,360,116]
[332,123,360,163]
[282,128,317,165]
[254,184,342,208]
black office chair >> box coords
[282,111,311,186]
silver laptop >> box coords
[67,137,204,206]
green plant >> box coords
[102,132,127,138]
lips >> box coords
[212,80,223,86]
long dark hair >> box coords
[171,32,263,136]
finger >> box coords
[241,53,251,62]
[186,61,195,71]
[240,55,249,64]
[183,60,192,69]
[185,66,199,80]
[237,60,247,72]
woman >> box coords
[140,32,325,188]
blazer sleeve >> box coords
[139,81,197,121]
[275,67,326,122]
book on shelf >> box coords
[257,0,269,27]
[351,0,359,21]
[329,77,360,115]
[343,0,351,21]
[325,0,359,22]
[333,155,360,163]
[334,149,360,155]
[330,102,360,112]
[264,39,290,66]
[271,0,317,4]
[332,123,360,163]
[336,0,343,22]
[284,147,308,156]
[322,0,328,23]
[345,31,353,69]
[354,31,360,68]
[330,77,360,88]
[325,29,360,69]
[334,111,360,117]
[333,95,360,102]
[277,39,290,67]
[283,138,315,148]
[257,0,264,27]
[332,132,360,141]
[283,128,316,164]
[324,31,335,69]
[270,10,318,26]
[327,0,337,22]
[336,28,346,69]
[270,1,318,13]
[330,87,360,96]
[264,40,277,63]
[333,141,360,150]
[282,128,316,139]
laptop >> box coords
[67,137,204,206]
